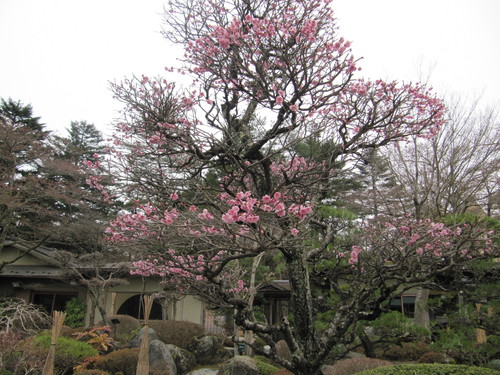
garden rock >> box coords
[346,351,366,358]
[166,344,197,374]
[217,356,258,375]
[149,339,177,375]
[126,326,160,348]
[189,334,228,365]
[275,340,292,362]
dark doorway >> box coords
[116,295,163,320]
[32,293,77,314]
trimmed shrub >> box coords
[149,320,205,349]
[92,348,139,375]
[325,357,392,375]
[355,363,499,375]
[369,311,430,341]
[417,351,448,364]
[33,332,98,374]
[105,314,141,345]
[485,359,500,371]
[381,341,432,361]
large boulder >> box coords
[217,356,259,375]
[126,326,160,349]
[149,339,177,375]
[166,344,197,374]
[188,334,228,365]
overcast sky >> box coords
[0,0,499,136]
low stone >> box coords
[185,370,218,375]
[149,339,177,375]
[189,334,229,365]
[217,356,258,375]
[125,326,160,348]
[345,351,366,359]
[166,344,197,374]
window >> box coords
[390,295,416,318]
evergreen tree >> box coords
[0,98,45,133]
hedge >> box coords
[356,363,499,375]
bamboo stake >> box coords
[136,295,154,375]
[42,311,66,375]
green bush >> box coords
[356,363,499,375]
[254,356,280,375]
[33,332,98,373]
[370,311,430,340]
[149,320,205,349]
[92,348,139,375]
[325,357,392,375]
[65,297,86,328]
[432,327,499,366]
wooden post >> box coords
[111,292,117,315]
[42,311,66,375]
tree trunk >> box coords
[285,250,320,367]
[98,303,109,326]
[88,288,109,326]
[244,252,264,356]
[360,330,376,358]
[233,309,239,356]
[87,300,95,329]
[414,287,430,329]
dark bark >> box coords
[285,249,322,374]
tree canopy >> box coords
[100,1,498,374]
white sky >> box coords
[0,0,499,136]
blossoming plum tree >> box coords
[101,1,496,374]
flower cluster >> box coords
[348,216,495,268]
[319,79,446,141]
[131,250,248,295]
[183,0,355,113]
[106,189,313,244]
